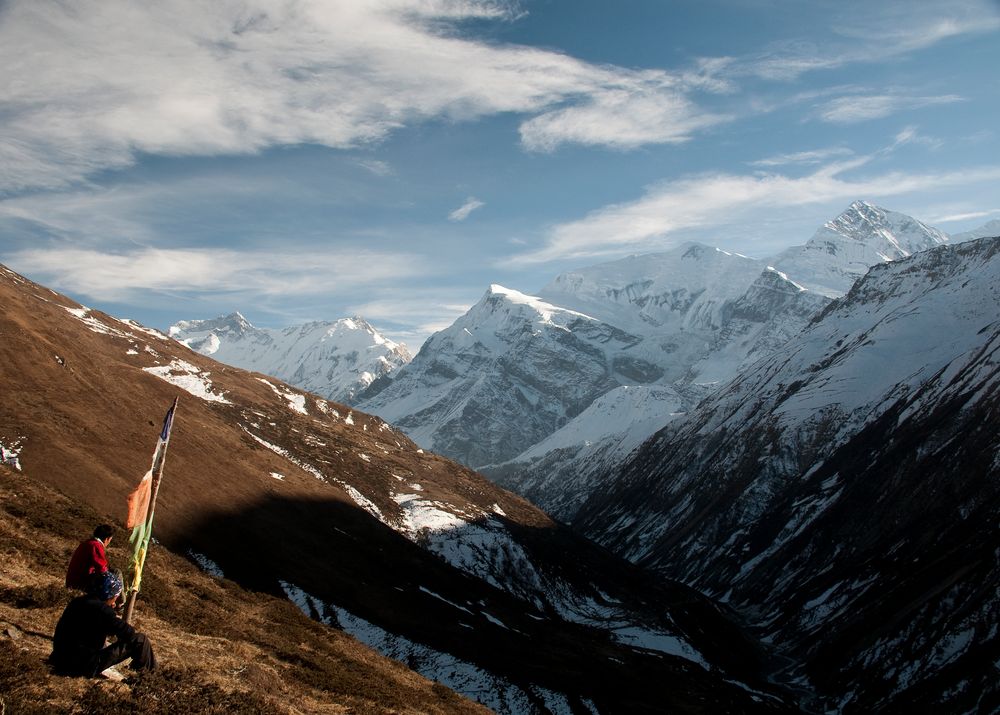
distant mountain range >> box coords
[169,202,991,529]
[169,313,411,404]
[484,201,961,519]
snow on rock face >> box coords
[385,483,715,675]
[170,313,411,405]
[486,384,695,521]
[0,438,25,471]
[392,491,549,598]
[257,377,308,415]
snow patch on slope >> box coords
[279,581,573,715]
[258,377,308,415]
[143,359,231,403]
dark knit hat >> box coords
[90,571,123,601]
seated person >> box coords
[65,524,114,591]
[49,571,156,677]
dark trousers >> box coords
[94,633,157,674]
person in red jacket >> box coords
[65,524,114,591]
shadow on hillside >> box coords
[175,494,795,714]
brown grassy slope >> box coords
[0,462,490,714]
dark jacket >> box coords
[50,594,138,677]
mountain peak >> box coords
[824,201,948,251]
[169,311,254,339]
[771,202,949,297]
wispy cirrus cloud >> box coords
[520,82,731,152]
[817,93,964,123]
[730,1,1000,81]
[508,158,1000,265]
[928,208,1000,223]
[347,294,476,346]
[448,197,485,222]
[750,147,855,167]
[0,0,729,194]
[5,246,428,303]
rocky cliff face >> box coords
[572,237,1000,712]
[170,313,411,404]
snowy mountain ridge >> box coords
[537,243,765,336]
[170,204,987,527]
[170,312,411,404]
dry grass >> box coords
[0,466,490,715]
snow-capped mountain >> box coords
[573,236,1000,711]
[770,200,948,297]
[537,244,764,345]
[170,312,411,404]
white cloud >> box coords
[885,126,943,151]
[520,80,731,152]
[0,0,728,194]
[928,208,1000,223]
[817,94,963,124]
[5,246,428,302]
[750,147,855,167]
[831,1,1000,51]
[734,1,1000,81]
[509,159,1000,265]
[347,296,474,347]
[356,159,394,176]
[448,197,485,222]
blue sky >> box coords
[2,0,999,349]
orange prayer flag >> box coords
[126,470,153,528]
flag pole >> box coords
[124,397,178,625]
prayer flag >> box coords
[126,470,152,529]
[124,397,177,623]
